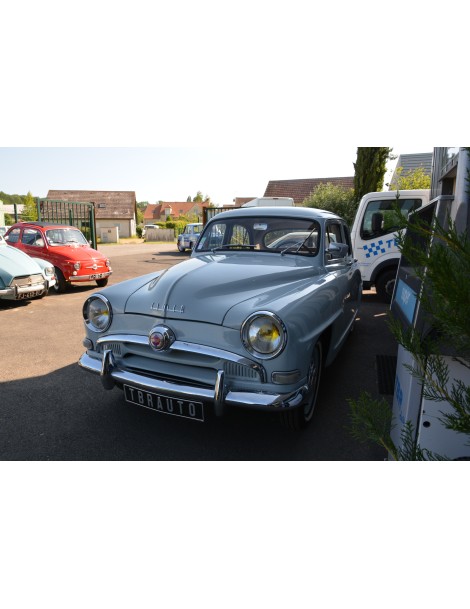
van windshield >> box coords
[360,198,423,239]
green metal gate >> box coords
[36,198,97,249]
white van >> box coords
[350,189,430,301]
[242,197,295,207]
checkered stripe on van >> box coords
[363,240,386,258]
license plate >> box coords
[90,273,103,280]
[18,291,41,300]
[124,385,204,422]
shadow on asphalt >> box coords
[0,338,387,461]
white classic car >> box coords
[0,233,56,301]
[79,207,362,429]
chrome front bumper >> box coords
[0,281,48,300]
[78,350,306,416]
[71,271,112,282]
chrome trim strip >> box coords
[79,352,303,411]
[96,335,267,382]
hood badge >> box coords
[149,325,176,351]
[151,302,185,314]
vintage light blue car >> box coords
[79,207,362,429]
[0,233,56,301]
[177,222,203,252]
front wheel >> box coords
[96,278,109,288]
[53,267,68,293]
[280,341,323,430]
[376,269,397,303]
[178,243,185,253]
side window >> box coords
[22,228,44,247]
[5,228,21,243]
[325,223,343,247]
[325,222,349,263]
[360,198,423,240]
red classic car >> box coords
[4,222,112,292]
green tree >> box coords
[22,191,38,221]
[353,147,394,200]
[390,166,431,190]
[303,182,357,226]
[193,191,204,203]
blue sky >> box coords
[0,145,430,206]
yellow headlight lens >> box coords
[242,313,286,358]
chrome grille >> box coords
[224,362,259,379]
[100,342,122,356]
[12,274,44,288]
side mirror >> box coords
[327,242,349,260]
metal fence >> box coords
[37,198,97,248]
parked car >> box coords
[0,232,56,301]
[4,222,112,293]
[79,206,361,429]
[177,222,203,252]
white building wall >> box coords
[96,219,133,238]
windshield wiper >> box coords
[280,229,317,256]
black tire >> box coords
[280,341,323,430]
[178,243,185,253]
[53,267,68,293]
[96,278,109,288]
[376,269,397,303]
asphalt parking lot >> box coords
[0,241,397,460]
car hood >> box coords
[48,244,107,262]
[124,252,323,325]
[0,244,41,284]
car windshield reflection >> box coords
[45,228,88,246]
[196,217,320,256]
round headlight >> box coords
[83,295,112,332]
[241,312,287,359]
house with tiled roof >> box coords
[47,190,138,237]
[264,177,354,205]
[144,201,206,223]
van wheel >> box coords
[53,267,68,293]
[178,243,185,252]
[376,270,397,302]
[280,341,323,430]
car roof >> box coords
[207,206,342,223]
[8,222,76,230]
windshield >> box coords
[196,217,320,255]
[45,228,89,246]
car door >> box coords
[324,220,359,347]
[19,228,48,263]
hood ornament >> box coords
[149,325,176,351]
